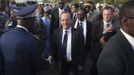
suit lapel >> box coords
[86,21,88,39]
[100,21,104,33]
[118,31,134,62]
[112,20,115,27]
[58,28,63,46]
[86,21,91,37]
[86,21,92,43]
[85,21,89,44]
[71,28,75,55]
[56,8,59,19]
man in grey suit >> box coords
[97,1,134,75]
[0,4,48,75]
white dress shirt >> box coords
[62,27,72,61]
[103,21,112,33]
[73,13,77,19]
[74,19,87,44]
[120,29,134,50]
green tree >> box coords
[104,0,128,4]
[72,0,79,3]
[93,0,100,3]
[114,0,128,4]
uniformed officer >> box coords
[0,3,49,75]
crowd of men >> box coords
[0,0,134,75]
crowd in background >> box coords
[0,0,133,75]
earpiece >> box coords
[122,17,127,23]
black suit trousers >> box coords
[60,61,77,75]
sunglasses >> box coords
[126,16,134,19]
[84,6,91,8]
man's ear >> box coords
[122,17,130,28]
[122,17,127,23]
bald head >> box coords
[120,1,134,20]
[120,1,134,37]
[60,11,71,30]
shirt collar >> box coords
[74,18,86,28]
[63,26,71,33]
[59,8,64,11]
[120,29,134,49]
[73,13,77,14]
[17,25,28,32]
[78,18,86,24]
[103,20,112,25]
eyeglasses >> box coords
[77,14,84,16]
[125,16,134,19]
[59,2,65,4]
[84,6,91,8]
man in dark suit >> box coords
[90,6,120,75]
[73,7,93,75]
[71,3,79,21]
[83,1,100,23]
[73,7,92,64]
[97,1,134,75]
[0,4,48,75]
[51,11,85,75]
[50,0,65,35]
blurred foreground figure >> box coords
[0,4,49,75]
[97,1,134,75]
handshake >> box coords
[45,56,53,64]
[103,27,117,42]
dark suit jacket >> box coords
[97,30,134,75]
[72,20,92,61]
[50,7,60,35]
[91,20,120,59]
[51,27,85,69]
[0,27,44,75]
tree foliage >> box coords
[71,0,79,3]
[104,0,128,4]
[113,0,128,4]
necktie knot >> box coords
[80,22,83,26]
[106,23,110,28]
[78,22,83,32]
[65,30,68,33]
[73,13,77,19]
